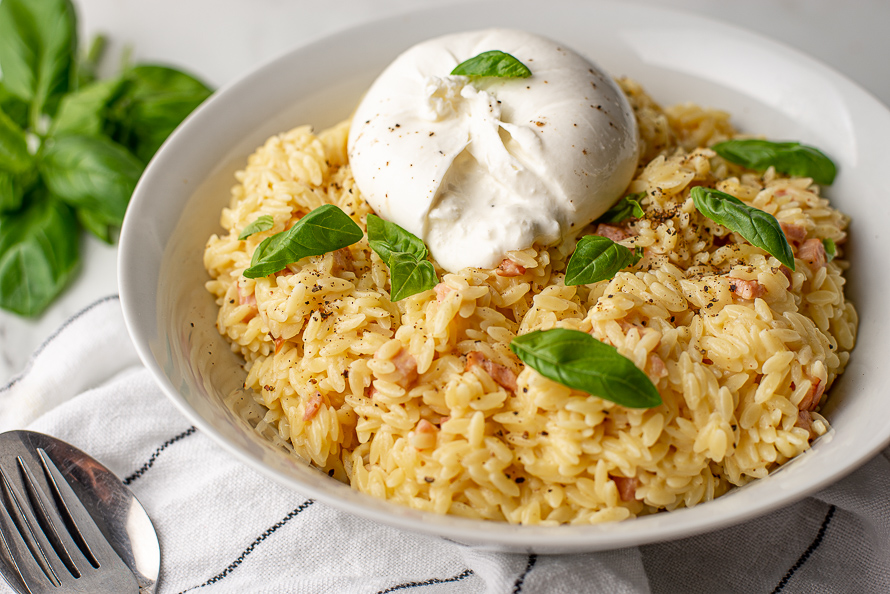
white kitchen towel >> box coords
[1,296,888,593]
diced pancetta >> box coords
[728,277,767,300]
[798,238,827,270]
[466,351,518,392]
[496,258,526,277]
[780,222,807,245]
[594,223,632,242]
[434,283,456,302]
[610,475,639,502]
[390,348,419,388]
[303,392,324,421]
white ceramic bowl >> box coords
[119,0,890,553]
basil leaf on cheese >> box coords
[691,186,795,271]
[712,139,837,186]
[510,328,662,409]
[451,50,531,78]
[243,204,362,278]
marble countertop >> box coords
[1,0,887,384]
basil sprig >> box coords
[238,215,273,240]
[367,214,437,301]
[510,328,662,409]
[711,139,837,186]
[243,204,362,279]
[823,238,837,262]
[598,193,645,224]
[0,0,212,316]
[451,50,532,79]
[565,236,641,286]
[691,187,795,270]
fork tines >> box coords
[0,449,108,592]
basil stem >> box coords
[367,214,437,301]
[823,238,837,262]
[243,204,363,278]
[238,214,273,240]
[450,50,531,78]
[711,139,837,186]
[564,235,641,286]
[691,186,795,270]
[510,328,662,409]
[598,193,645,224]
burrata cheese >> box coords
[348,29,639,272]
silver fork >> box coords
[0,448,139,594]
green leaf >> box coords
[712,139,837,186]
[388,252,437,302]
[0,193,79,316]
[0,0,77,119]
[0,83,29,129]
[0,106,32,172]
[598,193,645,223]
[510,328,662,409]
[691,186,795,271]
[106,65,212,163]
[76,207,115,243]
[564,235,640,286]
[40,134,144,225]
[823,238,837,262]
[367,214,437,301]
[0,171,24,212]
[451,50,532,78]
[243,204,363,279]
[52,77,126,138]
[238,215,274,240]
[366,214,427,263]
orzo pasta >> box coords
[203,79,856,525]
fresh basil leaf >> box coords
[0,193,79,316]
[451,50,532,78]
[823,238,837,262]
[0,0,77,119]
[0,171,24,212]
[0,83,29,129]
[52,77,126,138]
[243,204,363,279]
[691,186,795,271]
[238,215,274,240]
[366,214,427,263]
[76,207,116,243]
[599,193,645,223]
[565,235,640,286]
[40,134,144,225]
[106,65,212,163]
[712,139,837,186]
[0,106,32,172]
[388,251,437,302]
[510,328,662,409]
[367,214,437,301]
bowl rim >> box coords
[119,0,890,551]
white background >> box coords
[1,0,888,383]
